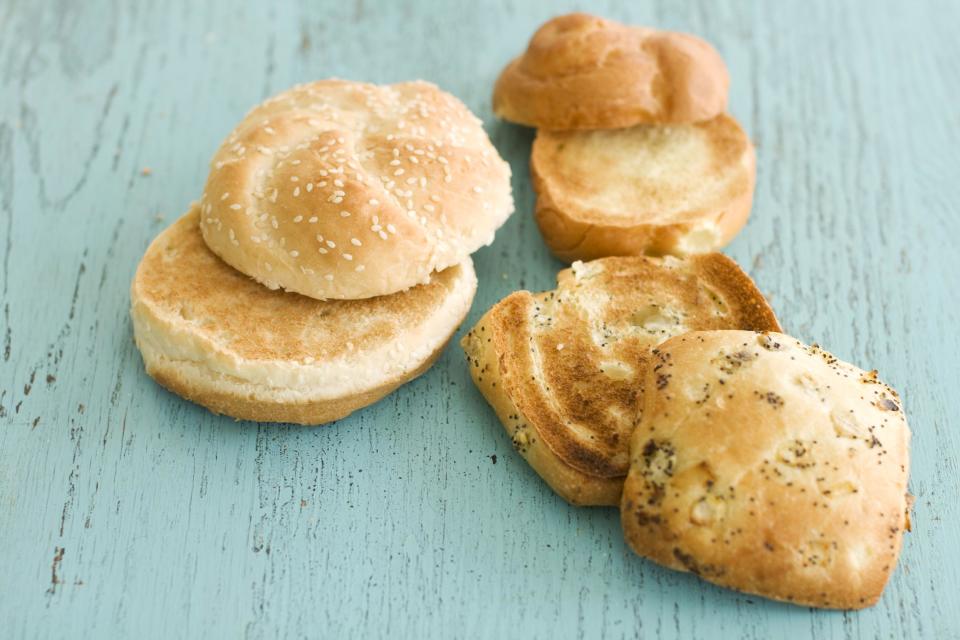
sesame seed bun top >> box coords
[200,79,513,300]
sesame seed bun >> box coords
[199,79,513,301]
[131,207,477,424]
[531,114,755,262]
[493,13,729,130]
[621,331,911,608]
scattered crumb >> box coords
[140,167,152,177]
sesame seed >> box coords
[343,253,353,261]
[318,247,328,254]
[351,238,362,246]
[220,192,230,200]
[557,343,565,351]
[229,203,242,210]
[264,126,276,135]
[270,189,278,203]
[394,169,404,176]
[355,264,365,272]
[368,199,379,206]
[306,183,314,192]
[378,230,388,240]
[293,215,303,222]
[325,274,334,281]
[289,250,299,257]
[309,216,318,223]
[406,177,417,185]
[389,159,401,166]
[326,240,336,248]
[290,176,299,182]
[340,211,350,217]
[386,224,397,234]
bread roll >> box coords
[531,114,755,262]
[132,207,477,424]
[461,255,780,506]
[200,79,512,300]
[493,13,729,130]
[621,331,911,608]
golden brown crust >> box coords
[621,331,911,609]
[461,255,780,506]
[493,13,729,129]
[200,79,513,300]
[531,114,755,262]
[131,207,476,425]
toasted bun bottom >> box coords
[132,208,476,425]
[139,340,447,425]
[462,313,622,506]
[531,115,755,263]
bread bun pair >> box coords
[495,14,754,261]
[132,80,513,423]
[462,254,780,506]
[463,257,911,608]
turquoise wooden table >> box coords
[2,1,958,638]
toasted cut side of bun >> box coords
[493,13,729,130]
[621,331,911,609]
[200,79,512,301]
[532,114,755,263]
[461,255,780,506]
[132,207,476,425]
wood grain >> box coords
[1,0,957,638]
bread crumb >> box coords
[141,167,152,176]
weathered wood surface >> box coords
[1,0,957,638]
